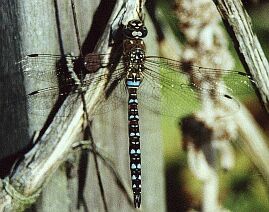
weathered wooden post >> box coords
[0,0,165,211]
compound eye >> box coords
[140,26,148,38]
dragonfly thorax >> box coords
[123,39,145,69]
[123,39,146,55]
[130,49,145,63]
[123,40,145,89]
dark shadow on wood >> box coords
[53,0,65,55]
[77,148,90,212]
[0,150,28,178]
[146,0,164,42]
[81,0,117,54]
[0,0,31,175]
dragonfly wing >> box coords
[26,85,83,118]
[138,66,201,117]
[145,56,255,96]
[81,61,128,115]
[0,53,127,121]
[91,72,128,115]
[139,57,250,117]
[19,54,81,85]
[0,85,68,118]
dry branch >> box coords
[213,0,269,111]
[212,0,269,185]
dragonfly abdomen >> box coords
[125,49,145,208]
[128,87,142,208]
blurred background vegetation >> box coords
[154,0,269,211]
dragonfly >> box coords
[8,19,254,208]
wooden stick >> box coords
[213,0,269,112]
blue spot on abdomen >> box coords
[126,80,141,87]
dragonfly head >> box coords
[123,20,148,39]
